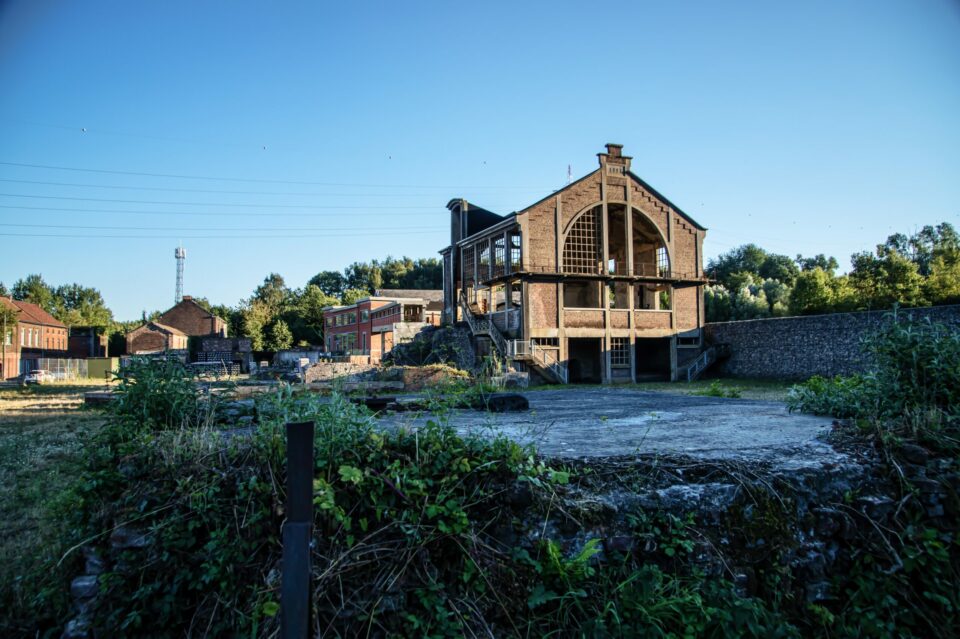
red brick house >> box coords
[1,297,69,378]
[440,143,708,383]
[126,322,189,354]
[124,295,227,355]
[323,292,442,362]
[155,296,228,337]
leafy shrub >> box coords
[786,375,871,418]
[695,379,743,399]
[788,315,959,432]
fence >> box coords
[30,358,88,380]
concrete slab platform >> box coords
[378,387,842,469]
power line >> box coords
[0,160,546,190]
[0,192,435,209]
[0,230,441,240]
[0,204,438,218]
[0,178,444,198]
[0,222,437,233]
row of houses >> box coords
[1,297,72,379]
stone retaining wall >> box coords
[704,305,960,380]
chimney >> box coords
[182,295,193,301]
[598,143,632,174]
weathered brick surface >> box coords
[565,310,604,329]
[674,287,700,330]
[634,311,672,330]
[528,283,558,328]
[610,311,629,329]
[705,305,960,380]
[157,298,227,337]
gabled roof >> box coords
[2,298,67,328]
[151,322,187,336]
[160,296,224,322]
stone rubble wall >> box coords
[704,304,960,380]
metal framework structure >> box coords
[174,245,186,304]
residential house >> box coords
[0,297,70,378]
[440,143,708,383]
[126,321,189,354]
[124,295,227,355]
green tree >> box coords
[926,249,960,305]
[758,254,799,286]
[307,270,347,298]
[761,279,791,315]
[240,300,273,350]
[796,253,839,274]
[0,282,9,297]
[287,284,338,345]
[341,288,369,305]
[789,268,835,315]
[267,320,293,351]
[253,273,290,312]
[12,274,55,312]
[52,283,114,326]
[850,247,925,309]
[344,262,383,293]
[0,302,19,348]
[704,285,733,322]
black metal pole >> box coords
[281,420,314,639]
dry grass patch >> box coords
[0,381,109,617]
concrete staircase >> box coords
[683,343,731,382]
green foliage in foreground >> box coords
[14,362,793,638]
[788,314,960,436]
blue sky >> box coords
[0,0,957,320]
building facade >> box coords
[155,296,228,337]
[1,297,70,378]
[323,293,442,362]
[126,322,189,354]
[441,143,708,383]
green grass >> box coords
[528,378,793,401]
[0,381,109,621]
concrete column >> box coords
[601,172,611,384]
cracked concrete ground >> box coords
[380,387,842,470]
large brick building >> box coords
[1,297,70,378]
[440,143,708,383]
[323,292,442,362]
[125,296,227,355]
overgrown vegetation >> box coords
[7,332,960,637]
[786,314,960,636]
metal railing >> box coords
[459,293,508,359]
[685,347,716,382]
[508,340,568,384]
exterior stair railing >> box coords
[508,340,569,385]
[684,344,730,382]
[459,292,508,361]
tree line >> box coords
[0,255,443,352]
[705,222,959,322]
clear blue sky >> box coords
[1,0,958,320]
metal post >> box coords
[281,421,314,639]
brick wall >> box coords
[704,305,960,380]
[157,299,226,337]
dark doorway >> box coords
[635,338,671,381]
[567,338,602,383]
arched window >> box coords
[632,210,669,277]
[562,206,602,274]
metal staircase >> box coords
[508,339,568,384]
[459,292,568,383]
[683,343,731,382]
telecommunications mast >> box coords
[174,244,186,304]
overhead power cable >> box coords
[0,222,437,233]
[0,230,441,240]
[0,178,442,198]
[0,160,545,190]
[0,192,434,209]
[0,204,437,218]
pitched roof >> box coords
[149,321,187,336]
[2,298,66,328]
[375,289,444,302]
